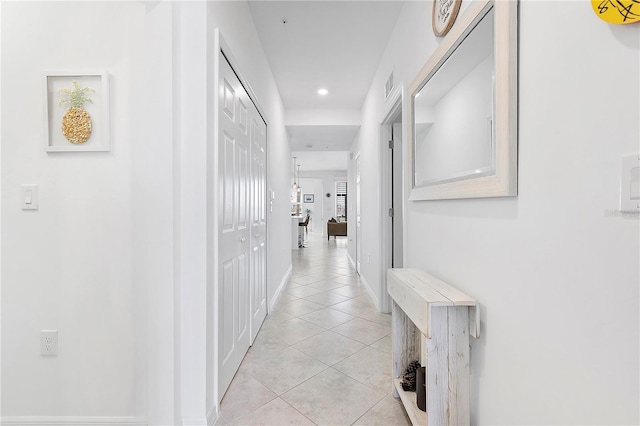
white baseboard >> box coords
[182,420,205,426]
[182,416,208,426]
[347,253,356,270]
[207,403,218,426]
[1,416,147,425]
[345,255,379,309]
[269,264,292,312]
[359,273,379,309]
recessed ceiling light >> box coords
[317,88,328,96]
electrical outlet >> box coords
[40,330,58,356]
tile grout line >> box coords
[217,233,404,425]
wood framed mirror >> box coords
[408,0,518,201]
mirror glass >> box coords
[413,7,494,187]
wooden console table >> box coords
[387,269,480,426]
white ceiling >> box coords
[292,151,349,172]
[249,1,404,110]
[249,1,404,171]
[287,124,360,151]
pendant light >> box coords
[292,157,298,189]
[296,165,302,193]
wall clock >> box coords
[432,0,462,37]
[591,0,640,24]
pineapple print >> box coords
[58,80,95,144]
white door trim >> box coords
[379,86,403,313]
[355,153,362,275]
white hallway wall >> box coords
[354,0,639,424]
[1,1,146,420]
[1,1,291,424]
[133,2,293,423]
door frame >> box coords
[211,29,269,413]
[379,86,403,313]
[355,153,362,275]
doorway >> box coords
[335,180,347,222]
[380,92,403,313]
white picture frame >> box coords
[44,71,110,152]
[408,0,518,201]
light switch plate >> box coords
[621,154,640,212]
[21,184,39,210]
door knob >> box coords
[240,237,246,243]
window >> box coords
[335,181,347,221]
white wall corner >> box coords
[269,264,293,312]
[144,1,179,423]
[177,0,209,421]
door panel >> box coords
[238,143,248,230]
[238,252,248,338]
[218,53,251,399]
[252,245,259,314]
[222,133,235,233]
[250,112,267,343]
[239,99,247,134]
[221,259,234,364]
[223,80,235,120]
[218,50,268,400]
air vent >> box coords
[385,71,394,100]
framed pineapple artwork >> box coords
[44,72,110,152]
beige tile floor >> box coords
[216,232,412,426]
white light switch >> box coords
[21,184,38,210]
[620,154,640,212]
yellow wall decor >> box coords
[592,0,640,24]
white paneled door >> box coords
[250,103,267,343]
[218,51,267,400]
